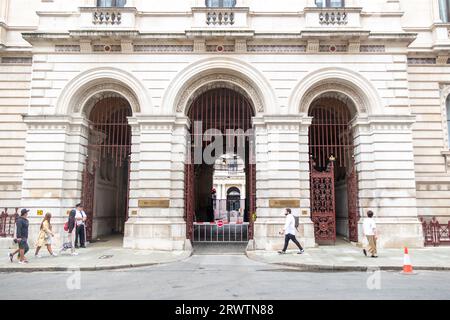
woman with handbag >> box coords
[35,213,57,257]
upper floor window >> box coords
[97,0,126,7]
[315,0,345,8]
[206,0,237,8]
[447,96,450,148]
[439,0,450,22]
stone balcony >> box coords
[79,7,137,30]
[304,7,362,30]
[431,23,450,52]
[191,7,250,30]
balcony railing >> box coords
[319,10,348,25]
[191,7,249,29]
[93,10,122,25]
[206,10,235,26]
[304,7,361,29]
[79,7,137,30]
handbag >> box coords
[64,221,69,232]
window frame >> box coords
[439,0,450,23]
[97,0,126,8]
[315,0,345,8]
[205,0,237,8]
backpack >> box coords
[294,215,300,231]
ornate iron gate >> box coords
[347,165,359,242]
[186,88,256,241]
[310,158,336,244]
[81,159,96,241]
[185,160,195,240]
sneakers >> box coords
[298,249,305,254]
[71,252,79,256]
[8,253,13,263]
[18,260,29,264]
[51,253,58,257]
[371,255,378,258]
[35,254,42,259]
[363,249,367,257]
[278,251,286,254]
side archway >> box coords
[289,67,383,115]
[56,67,151,116]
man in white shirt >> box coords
[74,203,87,248]
[362,210,378,258]
[278,208,304,255]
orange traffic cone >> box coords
[401,247,416,275]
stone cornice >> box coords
[22,30,416,46]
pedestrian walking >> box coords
[8,209,30,264]
[362,210,378,258]
[278,208,305,255]
[59,206,78,256]
[74,203,87,248]
[34,213,57,258]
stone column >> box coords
[353,115,424,248]
[20,115,89,247]
[252,115,315,251]
[123,116,189,251]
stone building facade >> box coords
[1,0,449,250]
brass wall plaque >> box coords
[269,199,300,208]
[138,199,170,208]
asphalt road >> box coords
[1,252,450,300]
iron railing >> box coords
[193,222,249,243]
[0,208,19,238]
[420,217,450,247]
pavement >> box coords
[246,244,450,272]
[2,234,450,272]
[0,236,192,272]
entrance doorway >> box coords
[185,88,256,243]
[308,96,359,245]
[81,96,132,241]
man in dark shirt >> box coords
[9,209,30,264]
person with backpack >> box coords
[278,208,305,255]
[59,205,78,256]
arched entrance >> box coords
[81,96,132,241]
[185,88,256,243]
[308,95,359,245]
[227,187,241,212]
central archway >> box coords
[185,87,256,243]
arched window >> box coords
[447,96,450,148]
[440,0,450,22]
[97,0,126,7]
[206,0,237,8]
[315,0,345,8]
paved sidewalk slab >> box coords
[246,245,450,272]
[1,245,192,272]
